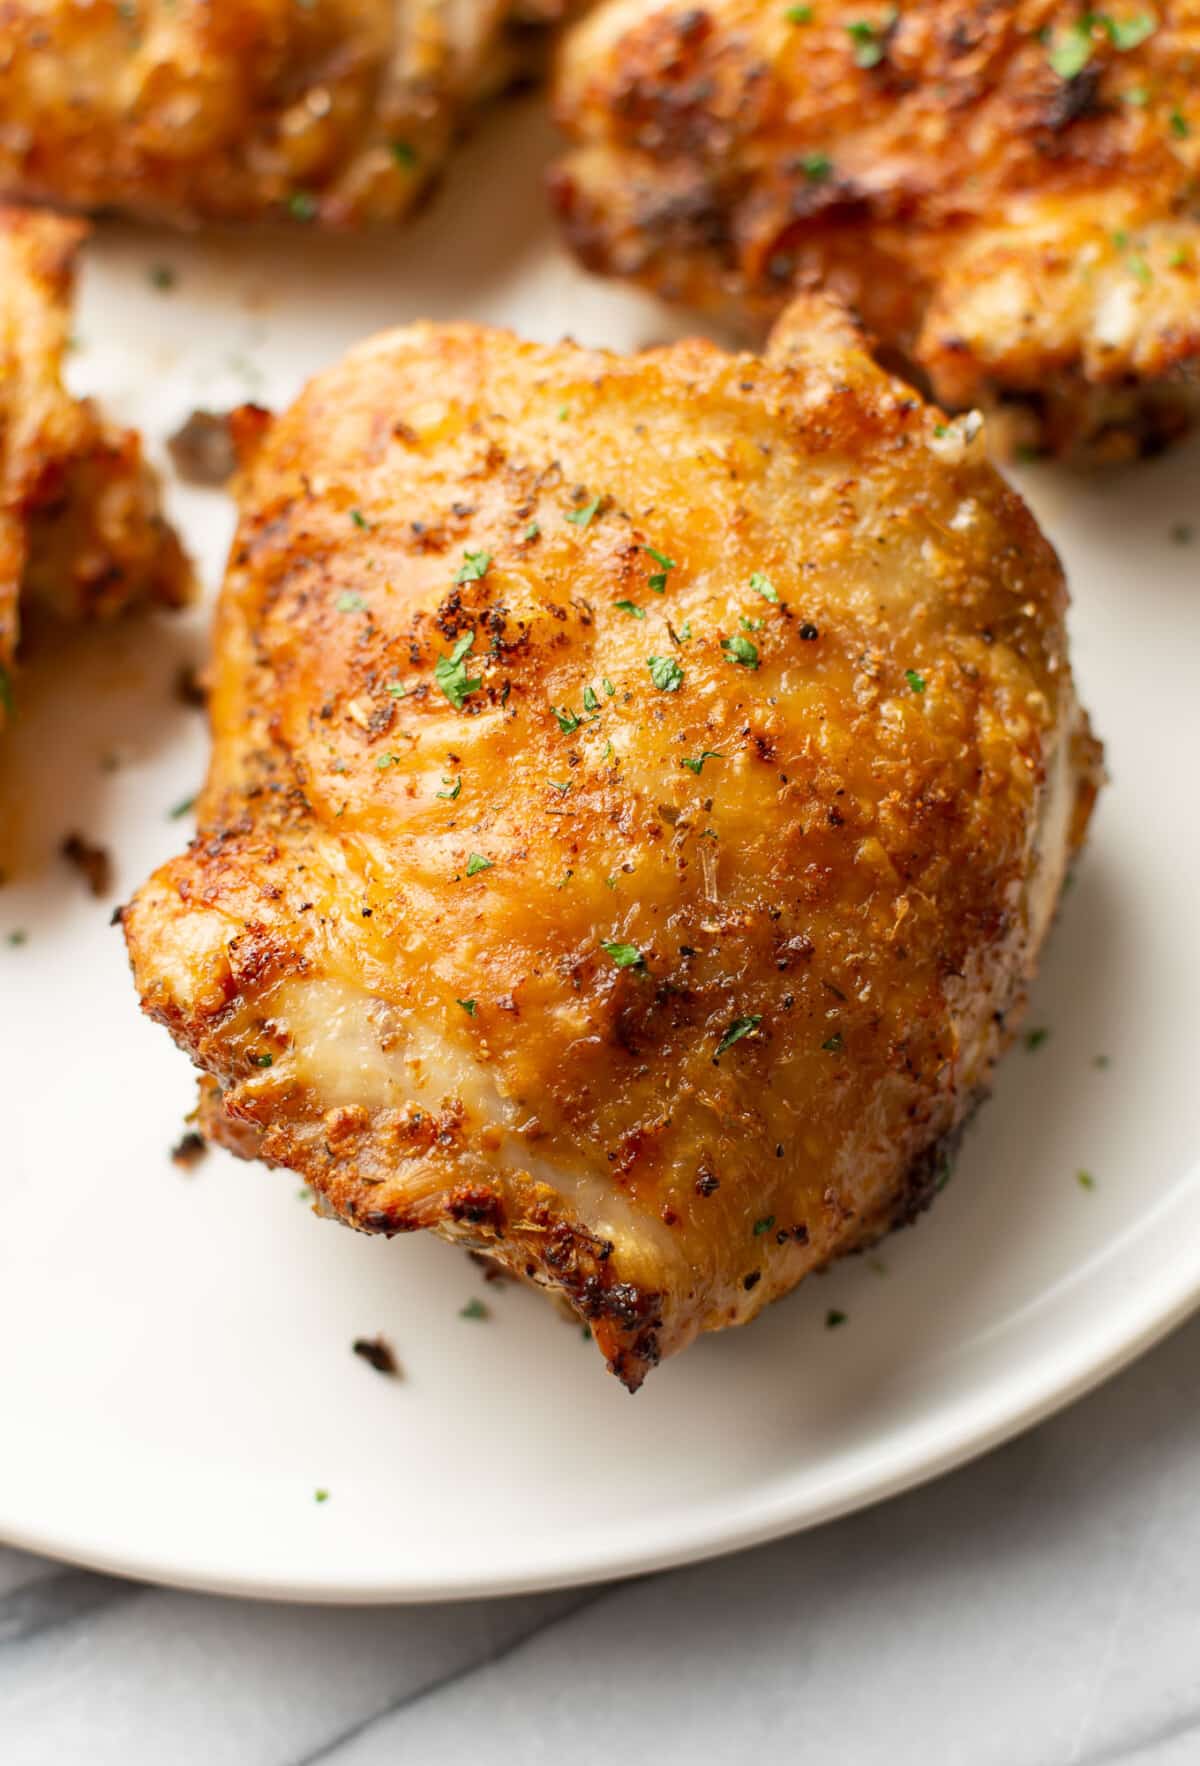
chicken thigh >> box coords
[0,0,565,229]
[0,207,189,730]
[124,300,1101,1387]
[551,0,1200,462]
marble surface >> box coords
[3,1311,1199,1766]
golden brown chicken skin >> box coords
[0,0,566,230]
[551,1,1200,462]
[124,301,1101,1387]
[0,207,189,729]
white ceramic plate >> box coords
[2,103,1198,1605]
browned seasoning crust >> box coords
[0,206,190,730]
[0,0,571,230]
[124,300,1102,1388]
[550,0,1200,461]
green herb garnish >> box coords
[716,1014,762,1056]
[454,549,492,584]
[602,941,645,970]
[465,853,492,877]
[722,633,759,669]
[680,750,724,775]
[643,545,677,593]
[647,655,684,691]
[435,631,482,710]
[566,496,602,528]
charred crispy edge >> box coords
[196,1078,666,1392]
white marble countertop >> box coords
[4,1311,1199,1766]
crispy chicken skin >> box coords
[0,1,567,229]
[551,1,1200,462]
[124,302,1101,1387]
[0,207,189,728]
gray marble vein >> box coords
[3,1311,1200,1766]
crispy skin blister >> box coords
[124,303,1101,1386]
[550,0,1200,463]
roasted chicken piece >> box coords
[124,301,1101,1388]
[0,207,189,730]
[0,0,567,229]
[551,1,1200,462]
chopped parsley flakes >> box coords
[716,1014,762,1057]
[436,776,462,800]
[566,496,602,528]
[753,1215,775,1236]
[551,705,582,733]
[435,631,482,710]
[336,591,366,613]
[750,571,779,602]
[1077,1169,1097,1191]
[459,1297,489,1320]
[905,668,926,693]
[465,853,492,877]
[454,549,492,584]
[846,9,895,68]
[643,546,676,593]
[722,633,759,669]
[602,941,645,970]
[825,1309,848,1329]
[680,750,724,775]
[614,600,645,619]
[457,998,477,1016]
[647,654,684,692]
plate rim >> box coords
[6,1184,1199,1604]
